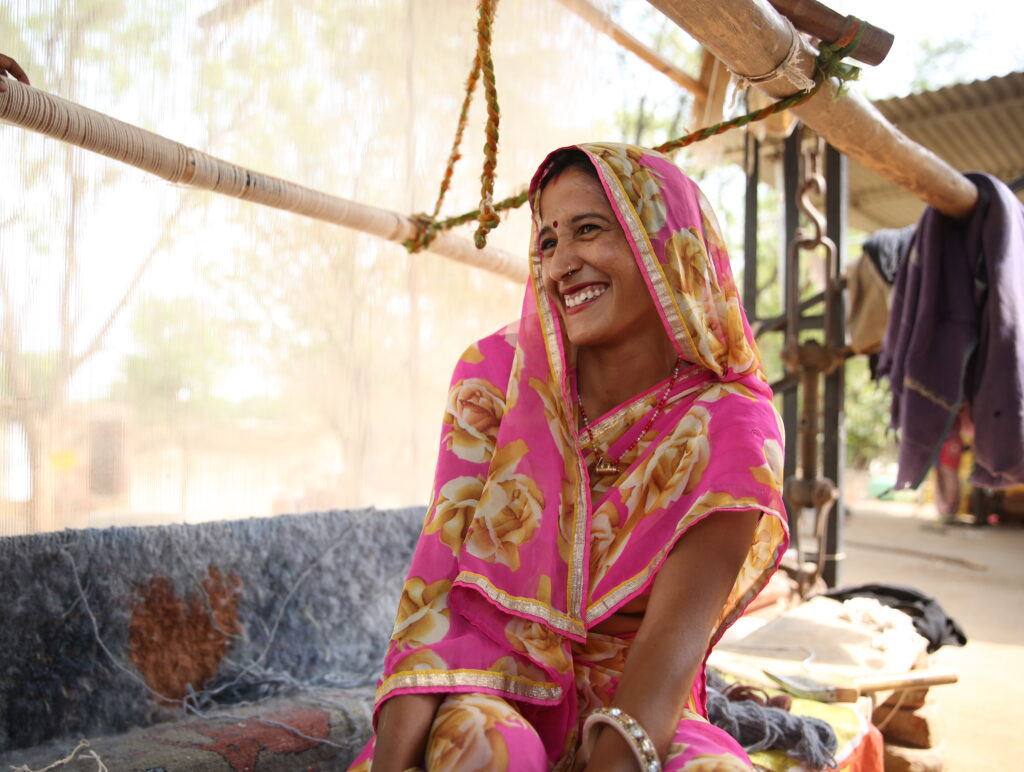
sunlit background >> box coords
[2,0,1021,535]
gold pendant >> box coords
[595,456,620,475]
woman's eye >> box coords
[578,223,598,235]
[540,238,556,251]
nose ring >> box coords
[563,266,580,279]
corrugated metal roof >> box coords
[848,71,1024,231]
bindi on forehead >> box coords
[553,220,558,228]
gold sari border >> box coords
[591,155,694,362]
[457,570,587,638]
[376,668,563,704]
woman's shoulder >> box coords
[451,321,519,381]
[691,377,783,441]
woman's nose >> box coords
[548,242,581,281]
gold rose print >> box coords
[394,648,449,672]
[749,438,784,492]
[443,378,506,463]
[587,143,667,235]
[627,406,712,516]
[724,296,759,373]
[696,382,758,403]
[425,475,485,556]
[460,342,485,364]
[504,617,572,673]
[587,503,623,583]
[529,374,573,455]
[392,577,452,649]
[489,654,551,685]
[465,440,544,571]
[426,693,532,772]
[663,227,717,297]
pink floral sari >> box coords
[347,143,788,771]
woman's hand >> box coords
[372,692,443,772]
[583,509,761,772]
[0,53,29,92]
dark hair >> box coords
[537,147,599,192]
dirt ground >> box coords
[839,497,1024,771]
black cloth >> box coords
[823,583,967,653]
[862,225,915,285]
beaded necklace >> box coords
[578,356,683,475]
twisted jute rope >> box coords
[405,0,505,254]
[406,17,865,252]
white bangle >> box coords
[581,707,661,772]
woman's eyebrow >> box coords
[539,212,611,236]
[570,212,611,224]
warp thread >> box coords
[706,670,838,770]
[8,740,108,772]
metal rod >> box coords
[822,142,846,587]
[743,133,760,320]
[645,0,979,219]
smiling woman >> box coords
[347,143,789,772]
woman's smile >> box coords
[562,282,609,312]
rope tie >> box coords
[405,0,502,254]
[474,0,502,248]
[409,18,865,251]
[729,22,814,92]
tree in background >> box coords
[0,0,185,531]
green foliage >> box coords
[844,355,895,468]
[910,38,973,93]
[114,297,232,421]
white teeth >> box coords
[564,285,608,308]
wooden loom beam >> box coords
[646,0,979,219]
[553,0,707,101]
[0,80,527,283]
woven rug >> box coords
[0,507,425,759]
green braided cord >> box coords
[815,15,864,98]
[473,0,502,249]
[406,18,865,254]
[654,81,825,154]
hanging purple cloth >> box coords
[878,173,1024,489]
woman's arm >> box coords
[583,508,761,772]
[371,692,444,772]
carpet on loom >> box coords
[0,506,425,768]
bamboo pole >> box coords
[767,0,894,66]
[553,0,707,101]
[0,80,528,283]
[647,0,979,219]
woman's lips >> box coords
[563,283,609,314]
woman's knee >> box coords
[425,693,547,772]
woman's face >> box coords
[538,166,665,349]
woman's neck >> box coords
[577,333,679,419]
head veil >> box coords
[376,143,788,753]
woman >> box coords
[349,143,788,772]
